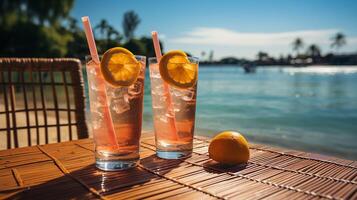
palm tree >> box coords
[95,19,109,39]
[201,51,206,61]
[306,44,321,58]
[208,50,214,62]
[122,10,141,41]
[106,25,122,46]
[331,32,346,53]
[257,51,269,62]
[94,20,122,49]
[106,26,119,40]
[292,38,304,56]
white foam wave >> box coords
[284,66,357,75]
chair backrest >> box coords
[0,58,88,149]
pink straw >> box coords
[81,17,100,64]
[82,16,119,148]
[151,31,179,140]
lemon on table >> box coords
[208,131,250,165]
[101,47,140,87]
[159,50,198,89]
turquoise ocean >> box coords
[142,66,357,160]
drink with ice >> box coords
[86,55,146,170]
[149,56,199,159]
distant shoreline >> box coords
[199,64,357,67]
[198,52,357,67]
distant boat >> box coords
[243,64,256,73]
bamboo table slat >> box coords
[0,132,356,200]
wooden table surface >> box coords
[0,132,356,200]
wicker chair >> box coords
[0,58,88,149]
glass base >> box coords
[96,159,138,171]
[156,150,192,159]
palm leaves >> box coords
[306,44,321,57]
[292,38,304,56]
[94,19,122,41]
[95,19,109,39]
[257,51,269,61]
[290,32,347,59]
[331,32,346,52]
[95,10,142,44]
[122,10,141,41]
[94,19,122,51]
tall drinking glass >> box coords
[86,55,146,171]
[148,57,199,159]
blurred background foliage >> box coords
[1,0,355,65]
[0,0,162,58]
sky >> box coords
[71,0,357,59]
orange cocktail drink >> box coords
[82,17,145,170]
[148,51,199,159]
[86,49,146,171]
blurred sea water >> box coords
[142,66,357,160]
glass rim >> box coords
[148,56,199,63]
[85,54,146,60]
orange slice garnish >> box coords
[101,47,140,87]
[159,50,198,89]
